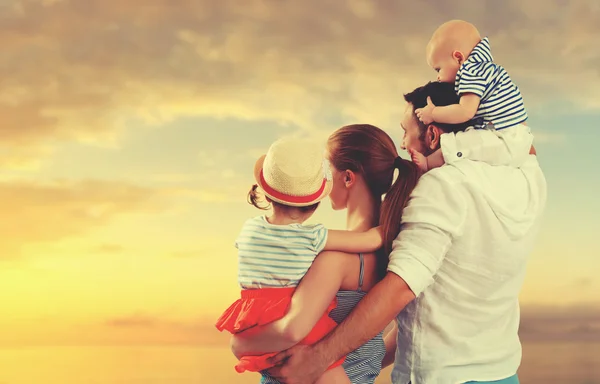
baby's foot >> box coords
[409,149,429,172]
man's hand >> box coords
[266,344,329,384]
[415,96,436,125]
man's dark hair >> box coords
[403,82,475,136]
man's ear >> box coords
[425,125,444,150]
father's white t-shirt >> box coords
[387,155,547,384]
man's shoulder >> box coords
[413,158,546,201]
[408,165,472,204]
[415,165,468,188]
[411,161,497,196]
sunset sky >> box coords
[1,0,599,350]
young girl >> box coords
[215,138,383,383]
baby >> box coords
[411,20,534,171]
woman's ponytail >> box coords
[378,158,421,277]
[327,124,422,278]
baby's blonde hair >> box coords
[427,20,481,60]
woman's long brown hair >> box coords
[328,124,421,278]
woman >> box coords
[231,124,420,383]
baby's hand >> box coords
[414,96,436,125]
[409,148,429,172]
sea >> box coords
[0,342,599,383]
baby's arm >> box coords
[323,227,383,253]
[441,125,534,167]
[415,94,480,125]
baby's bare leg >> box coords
[408,148,428,172]
[425,148,445,170]
[315,366,350,384]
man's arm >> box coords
[268,171,468,380]
[310,272,414,365]
[382,322,398,369]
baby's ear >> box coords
[452,50,465,63]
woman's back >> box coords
[331,252,385,384]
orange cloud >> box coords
[5,305,596,347]
[0,179,162,257]
[2,0,593,167]
[102,313,228,346]
[520,305,600,342]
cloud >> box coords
[519,305,600,341]
[103,313,227,346]
[0,179,162,257]
[105,313,159,328]
[99,305,600,346]
[164,185,245,203]
[6,304,600,347]
[1,0,596,167]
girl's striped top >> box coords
[455,37,528,130]
[235,215,328,289]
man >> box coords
[267,82,547,384]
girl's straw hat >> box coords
[254,138,333,207]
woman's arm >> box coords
[324,227,383,253]
[231,251,347,357]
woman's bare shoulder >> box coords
[312,251,351,268]
[314,251,379,290]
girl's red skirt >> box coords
[216,287,345,373]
